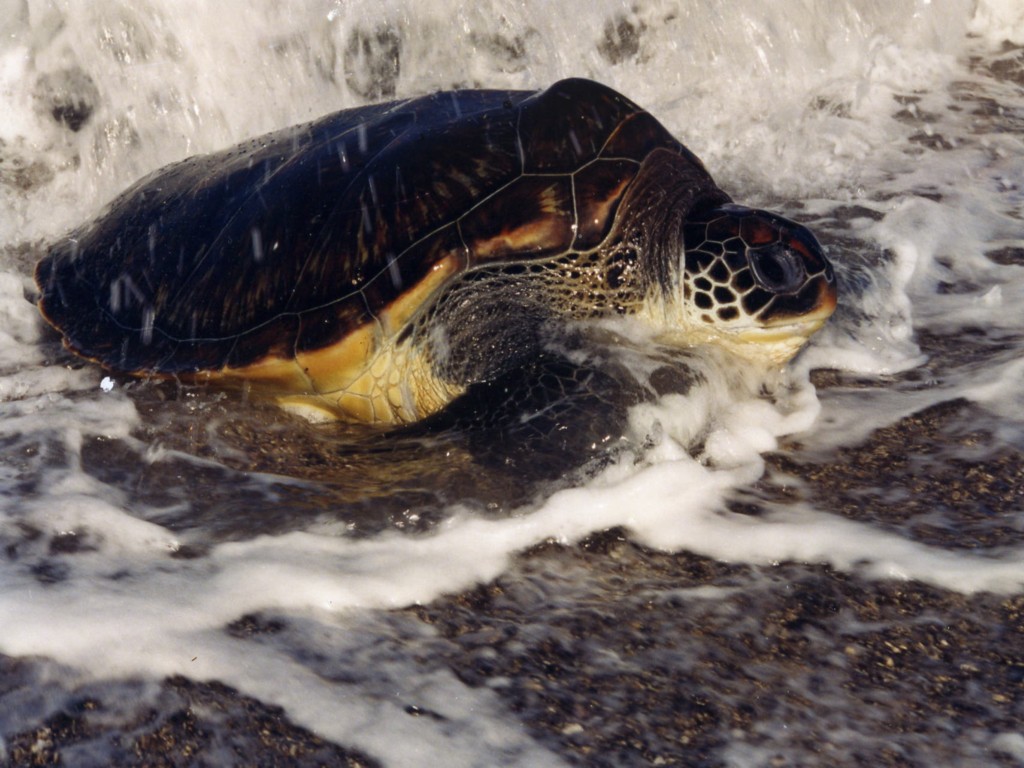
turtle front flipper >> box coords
[404,355,645,477]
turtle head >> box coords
[673,203,837,364]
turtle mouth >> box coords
[735,312,832,344]
[758,278,838,331]
[673,290,837,366]
[731,282,837,347]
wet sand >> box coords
[5,394,1022,767]
[4,32,1023,768]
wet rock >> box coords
[344,25,401,100]
[597,13,644,65]
[34,68,100,132]
[2,671,379,768]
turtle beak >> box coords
[727,222,838,364]
[757,227,838,331]
[761,234,839,331]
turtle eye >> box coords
[747,243,807,295]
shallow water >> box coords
[1,1,1024,766]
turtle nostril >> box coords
[749,244,807,294]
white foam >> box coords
[971,0,1024,44]
[992,732,1024,764]
[2,0,1024,762]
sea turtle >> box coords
[36,78,836,424]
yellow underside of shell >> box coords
[198,256,465,424]
[201,330,461,424]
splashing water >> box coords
[2,1,1024,765]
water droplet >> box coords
[568,129,582,156]
[140,306,155,345]
[367,174,378,207]
[251,227,264,262]
[387,254,402,290]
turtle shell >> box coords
[36,78,716,405]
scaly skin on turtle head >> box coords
[649,203,837,365]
